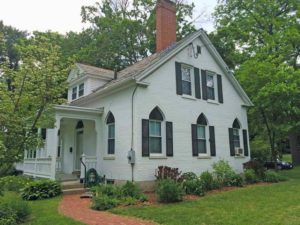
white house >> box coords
[18,0,253,188]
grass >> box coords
[111,167,300,225]
[0,192,83,225]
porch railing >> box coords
[80,154,97,182]
[23,157,52,179]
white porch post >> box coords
[80,153,86,183]
[95,119,101,172]
[50,115,61,180]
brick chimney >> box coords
[156,0,177,52]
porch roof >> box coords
[55,105,104,116]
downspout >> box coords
[130,84,138,182]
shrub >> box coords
[155,166,182,181]
[121,181,142,199]
[0,194,30,224]
[156,179,184,203]
[120,197,138,206]
[264,171,287,183]
[243,160,266,179]
[180,172,197,181]
[21,180,61,200]
[0,176,32,193]
[200,171,216,191]
[226,173,244,187]
[182,178,205,196]
[139,193,149,202]
[91,195,119,210]
[94,184,122,198]
[244,169,259,184]
[212,160,242,187]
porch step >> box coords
[57,173,79,182]
[62,180,84,190]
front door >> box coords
[75,130,83,170]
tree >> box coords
[212,0,300,161]
[74,0,196,70]
[0,32,70,175]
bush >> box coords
[182,178,205,196]
[91,195,119,210]
[121,181,142,199]
[0,195,30,224]
[120,197,138,206]
[244,169,259,184]
[156,179,184,203]
[94,184,122,198]
[139,193,149,202]
[155,166,182,181]
[0,176,32,193]
[200,171,216,191]
[264,171,287,183]
[212,160,243,187]
[21,180,61,200]
[180,172,197,181]
[243,160,266,179]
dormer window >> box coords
[79,83,84,97]
[72,86,77,100]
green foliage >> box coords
[213,160,243,187]
[0,176,32,192]
[139,193,149,202]
[121,181,142,199]
[91,195,120,211]
[180,172,197,181]
[200,171,220,191]
[264,170,287,183]
[21,180,61,200]
[0,193,30,224]
[94,184,122,198]
[182,178,205,196]
[243,159,266,179]
[156,179,184,203]
[250,136,271,161]
[244,169,259,184]
[120,197,138,206]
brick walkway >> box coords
[59,194,155,225]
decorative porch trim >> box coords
[55,105,104,115]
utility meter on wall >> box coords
[127,149,135,164]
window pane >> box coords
[181,67,191,81]
[234,140,240,148]
[108,124,115,138]
[207,87,215,100]
[149,121,161,136]
[108,139,115,154]
[149,137,162,153]
[233,129,239,136]
[197,126,206,139]
[207,74,214,87]
[198,140,207,154]
[182,81,191,95]
[79,83,84,97]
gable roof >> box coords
[72,29,253,106]
[76,63,114,79]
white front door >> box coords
[75,130,83,170]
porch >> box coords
[19,105,104,181]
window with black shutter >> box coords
[229,118,243,156]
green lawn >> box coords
[111,167,300,225]
[0,192,83,225]
[24,197,84,225]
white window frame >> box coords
[206,71,216,101]
[71,83,85,100]
[197,125,210,156]
[72,86,77,100]
[78,83,84,97]
[181,64,194,96]
[107,123,115,155]
[149,120,164,155]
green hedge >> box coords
[21,180,61,200]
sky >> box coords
[0,0,217,34]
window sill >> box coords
[197,155,212,159]
[149,155,168,159]
[234,155,245,159]
[103,156,115,160]
[207,99,219,105]
[181,94,196,101]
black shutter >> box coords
[191,124,198,156]
[194,67,201,99]
[201,70,207,100]
[209,126,216,156]
[217,74,224,103]
[142,119,149,157]
[229,128,235,156]
[175,62,182,95]
[166,122,173,156]
[243,129,249,156]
